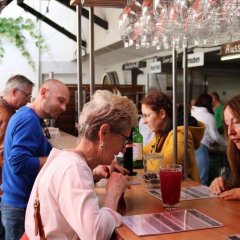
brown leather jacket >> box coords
[0,97,15,191]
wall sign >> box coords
[185,52,204,68]
[150,61,161,73]
[122,61,146,70]
[221,40,240,57]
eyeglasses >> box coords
[119,132,131,145]
[17,89,32,99]
[142,113,154,119]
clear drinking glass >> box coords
[119,0,142,47]
[144,153,163,172]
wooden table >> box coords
[109,172,240,240]
[53,133,240,239]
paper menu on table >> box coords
[95,178,140,188]
[122,209,223,237]
[147,185,218,201]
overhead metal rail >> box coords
[56,0,108,30]
[0,0,13,13]
[17,0,88,47]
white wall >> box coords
[208,75,240,103]
[0,2,39,95]
[0,1,127,95]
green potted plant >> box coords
[0,16,48,70]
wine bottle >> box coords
[123,128,136,175]
[133,126,143,168]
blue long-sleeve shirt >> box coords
[1,106,52,208]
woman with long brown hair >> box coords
[210,94,240,199]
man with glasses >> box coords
[0,74,34,240]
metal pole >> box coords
[48,72,55,127]
[183,45,188,179]
[172,43,177,164]
[89,7,95,97]
[77,5,83,112]
[145,73,149,95]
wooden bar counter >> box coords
[103,172,240,240]
[55,131,78,149]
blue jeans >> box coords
[195,143,210,185]
[0,206,4,240]
[1,204,26,240]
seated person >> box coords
[139,116,154,147]
[191,93,226,185]
[210,95,240,200]
[141,90,205,182]
[23,90,138,239]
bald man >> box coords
[1,79,69,240]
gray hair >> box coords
[78,90,138,141]
[4,75,34,94]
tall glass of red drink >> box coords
[159,164,182,209]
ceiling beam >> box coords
[17,0,86,48]
[70,0,144,7]
[0,0,13,13]
[70,0,127,8]
[56,0,108,30]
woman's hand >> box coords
[93,163,129,182]
[220,188,240,200]
[109,162,129,175]
[104,172,129,211]
[93,165,110,182]
[209,176,226,195]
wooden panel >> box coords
[55,84,145,136]
[55,85,78,136]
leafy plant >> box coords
[0,16,48,70]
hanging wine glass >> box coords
[205,0,231,45]
[229,0,240,40]
[189,0,210,46]
[139,0,156,48]
[153,0,171,49]
[118,0,235,50]
[119,0,142,47]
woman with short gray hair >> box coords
[23,90,138,240]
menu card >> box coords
[95,178,140,188]
[122,209,223,236]
[147,185,218,201]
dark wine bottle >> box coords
[133,126,143,169]
[123,128,137,176]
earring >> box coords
[100,141,105,149]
